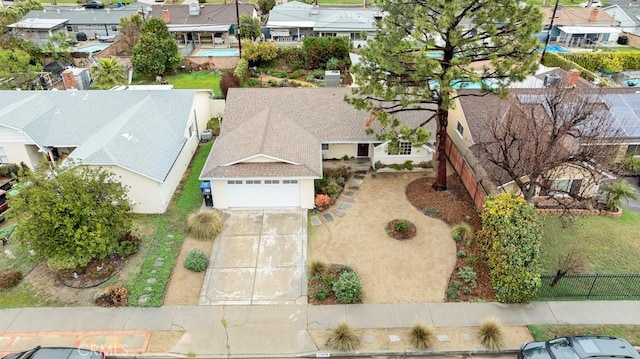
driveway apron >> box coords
[199,209,308,305]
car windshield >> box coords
[549,338,581,359]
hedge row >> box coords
[561,51,640,72]
[541,52,611,87]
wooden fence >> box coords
[444,135,487,210]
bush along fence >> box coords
[537,273,640,300]
[541,52,611,87]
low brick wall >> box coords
[536,208,622,217]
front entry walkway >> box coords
[199,209,308,305]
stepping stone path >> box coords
[138,295,150,304]
[310,172,367,226]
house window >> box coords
[66,25,73,32]
[264,180,280,184]
[283,179,298,184]
[246,180,261,184]
[227,180,242,184]
[0,147,8,164]
[626,144,640,156]
[387,142,412,156]
[322,144,329,151]
[550,179,581,197]
[456,121,464,137]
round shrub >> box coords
[0,269,23,289]
[186,211,223,241]
[332,271,362,304]
[184,249,209,272]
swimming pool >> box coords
[625,78,640,87]
[77,44,110,53]
[198,49,239,57]
[429,78,497,90]
[545,45,569,53]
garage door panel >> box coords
[226,179,300,207]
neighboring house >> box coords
[447,81,640,203]
[200,88,436,209]
[603,4,637,35]
[9,7,139,44]
[148,2,258,51]
[0,89,214,213]
[540,7,621,46]
[265,1,379,44]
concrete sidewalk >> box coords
[2,301,640,358]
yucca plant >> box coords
[409,324,435,349]
[476,316,505,351]
[308,260,327,278]
[186,211,223,241]
[326,322,361,351]
[451,222,474,242]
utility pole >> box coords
[235,0,242,58]
[541,0,560,60]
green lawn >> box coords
[0,224,39,276]
[529,325,640,345]
[132,71,222,97]
[540,211,640,275]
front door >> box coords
[357,143,369,157]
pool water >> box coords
[198,49,239,57]
[545,45,569,53]
[625,78,640,87]
[77,44,110,53]
[429,78,496,90]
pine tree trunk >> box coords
[432,109,448,191]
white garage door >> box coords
[226,179,300,207]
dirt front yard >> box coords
[309,172,457,303]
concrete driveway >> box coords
[622,176,640,212]
[199,209,308,305]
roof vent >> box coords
[189,1,200,16]
[325,70,341,87]
[544,73,561,88]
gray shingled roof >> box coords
[23,8,139,26]
[0,90,198,182]
[148,3,257,26]
[201,87,436,179]
[266,1,378,32]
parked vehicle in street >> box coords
[579,0,602,7]
[1,346,105,359]
[82,0,104,8]
[518,336,640,359]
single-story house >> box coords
[447,82,640,202]
[148,2,258,49]
[265,1,379,44]
[603,4,640,36]
[0,89,214,213]
[540,7,621,46]
[200,88,436,209]
[9,7,140,43]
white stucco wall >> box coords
[299,178,314,209]
[322,143,356,159]
[211,179,228,208]
[0,127,42,167]
[95,164,163,214]
[193,91,214,136]
[372,143,433,165]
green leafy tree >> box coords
[233,57,249,82]
[0,47,41,90]
[257,0,275,15]
[346,0,543,191]
[302,36,350,70]
[479,193,541,303]
[132,17,181,77]
[7,163,133,271]
[42,31,72,62]
[92,57,127,89]
[0,0,43,34]
[603,181,638,212]
[238,14,261,41]
[242,40,277,65]
[119,13,143,54]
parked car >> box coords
[1,346,105,359]
[518,336,640,359]
[579,0,602,7]
[82,0,104,8]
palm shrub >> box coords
[308,260,326,278]
[184,249,209,272]
[451,222,474,242]
[476,316,505,351]
[332,271,362,304]
[603,181,638,212]
[409,324,435,349]
[326,322,360,351]
[479,193,541,303]
[186,211,223,241]
[623,155,640,175]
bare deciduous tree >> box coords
[475,85,624,203]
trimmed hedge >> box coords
[562,51,640,73]
[541,52,611,87]
[479,193,542,303]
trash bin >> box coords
[203,188,213,207]
[200,181,211,193]
[618,35,629,45]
